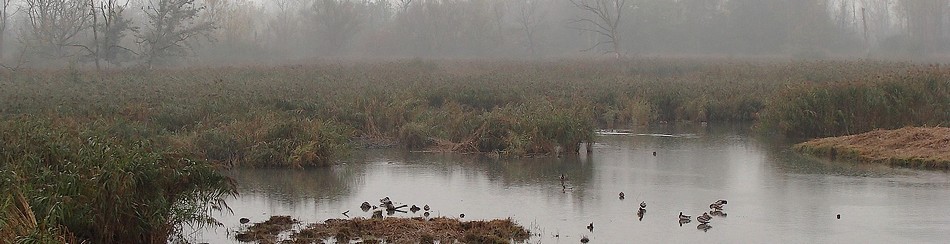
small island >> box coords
[795,127,950,170]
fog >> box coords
[1,0,947,68]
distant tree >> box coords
[515,0,546,56]
[137,0,215,67]
[0,0,11,61]
[898,0,948,53]
[22,0,91,58]
[85,0,137,70]
[568,0,626,57]
[310,0,364,54]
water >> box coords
[189,125,950,243]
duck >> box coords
[709,203,723,211]
[460,213,465,218]
[697,223,712,232]
[410,205,421,212]
[619,192,625,200]
[239,217,250,224]
[423,212,430,218]
[587,222,594,232]
[581,236,590,243]
[640,201,647,209]
[360,201,372,210]
[423,205,430,211]
[380,196,390,203]
[559,174,567,181]
[679,212,691,221]
[710,210,727,217]
[715,199,728,205]
[653,151,657,156]
[697,212,712,224]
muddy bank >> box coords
[236,216,530,243]
[795,127,950,169]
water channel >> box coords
[190,124,950,243]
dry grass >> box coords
[235,216,530,244]
[795,127,950,169]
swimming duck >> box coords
[619,192,625,200]
[697,212,712,224]
[679,212,691,221]
[697,223,712,232]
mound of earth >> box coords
[795,127,950,169]
[236,216,530,244]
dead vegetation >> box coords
[237,216,530,244]
[235,216,299,243]
[795,127,950,169]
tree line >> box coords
[0,0,947,68]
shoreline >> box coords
[794,127,950,170]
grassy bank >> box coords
[795,127,950,169]
[0,118,236,243]
[1,59,947,168]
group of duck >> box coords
[677,199,728,231]
[358,196,457,219]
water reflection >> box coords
[191,124,950,243]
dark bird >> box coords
[423,205,430,211]
[653,151,657,156]
[619,192,625,200]
[410,205,421,213]
[640,201,647,209]
[679,212,691,221]
[587,222,594,232]
[710,210,727,217]
[697,223,712,232]
[239,218,250,224]
[581,236,590,243]
[837,214,841,219]
[697,212,712,224]
[360,201,372,211]
[424,212,430,218]
[715,199,728,205]
[709,203,724,211]
[460,213,465,218]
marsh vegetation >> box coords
[2,59,948,242]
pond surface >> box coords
[189,125,950,243]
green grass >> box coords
[0,117,236,243]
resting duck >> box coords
[587,222,594,232]
[619,192,625,200]
[697,212,712,224]
[423,205,430,211]
[640,201,647,209]
[679,212,691,221]
[410,205,421,213]
[715,199,728,205]
[709,203,723,211]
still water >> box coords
[191,125,950,243]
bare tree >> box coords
[515,0,546,56]
[22,0,91,58]
[0,0,11,60]
[137,0,215,67]
[310,0,363,54]
[568,0,625,57]
[84,0,136,70]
